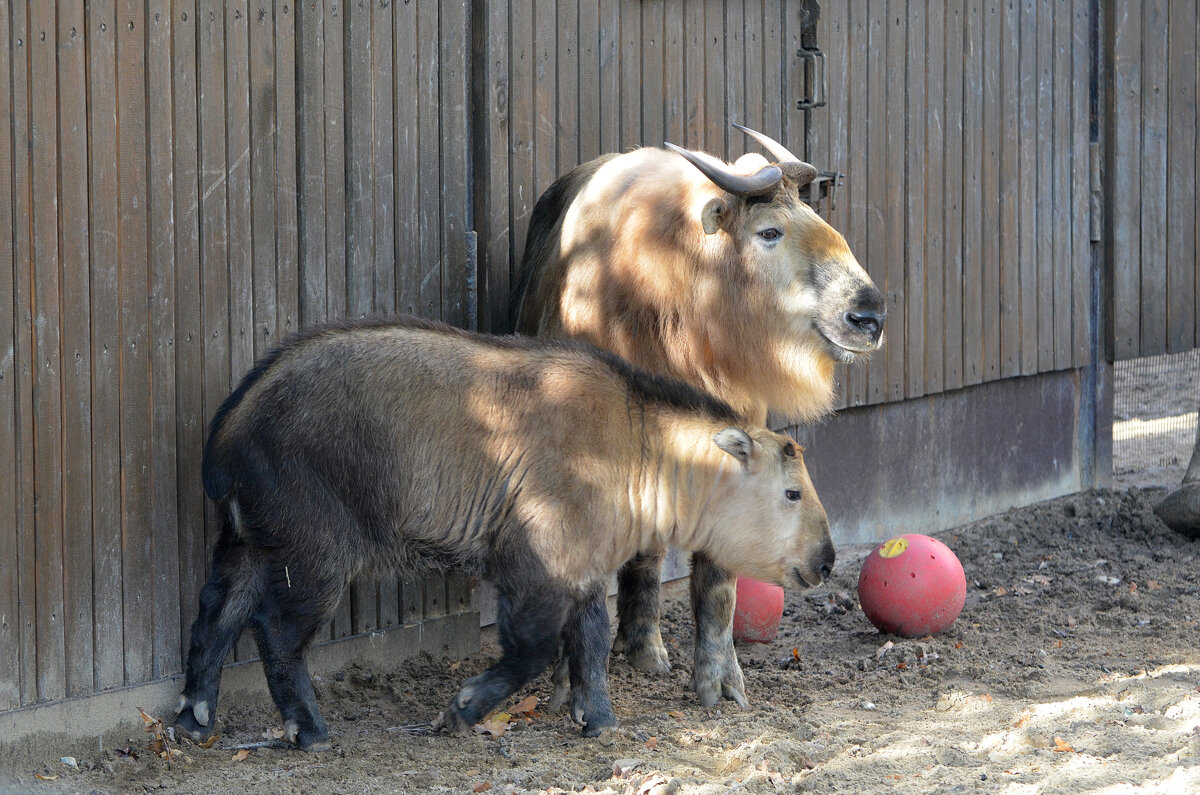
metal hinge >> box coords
[1089,141,1101,243]
[796,47,827,111]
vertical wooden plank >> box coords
[557,0,580,171]
[962,0,984,386]
[117,0,154,685]
[57,0,96,698]
[905,1,926,399]
[1195,0,1200,350]
[172,0,206,671]
[1137,0,1167,357]
[87,0,125,694]
[723,0,744,158]
[1070,0,1091,365]
[147,0,182,680]
[639,1,663,147]
[942,0,965,393]
[742,0,764,136]
[703,1,724,155]
[371,0,393,319]
[440,0,470,326]
[417,0,443,324]
[980,0,1001,383]
[884,1,905,402]
[1017,0,1039,375]
[579,0,601,163]
[864,2,888,403]
[345,0,373,321]
[394,0,420,315]
[598,0,620,153]
[1036,0,1058,368]
[1052,0,1075,368]
[532,0,556,193]
[845,0,870,406]
[1166,0,1196,352]
[762,0,784,152]
[0,0,21,712]
[821,2,852,408]
[924,2,946,395]
[662,2,684,146]
[29,0,66,703]
[250,0,279,355]
[275,2,298,340]
[323,0,347,324]
[682,1,704,150]
[509,0,535,300]
[10,0,36,705]
[297,0,326,325]
[999,0,1021,378]
[226,1,254,385]
[477,0,510,332]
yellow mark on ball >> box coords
[879,537,909,559]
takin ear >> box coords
[700,197,732,235]
[713,428,755,466]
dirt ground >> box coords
[9,482,1199,794]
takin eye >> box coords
[782,441,797,458]
[757,227,783,242]
[785,489,802,502]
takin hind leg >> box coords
[250,561,348,752]
[176,529,264,742]
[437,584,568,734]
[560,584,617,737]
[611,548,671,674]
[689,554,747,708]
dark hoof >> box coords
[174,697,215,743]
[571,695,617,737]
[285,719,332,752]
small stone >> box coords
[60,757,77,768]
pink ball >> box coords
[857,534,966,638]
[732,577,785,644]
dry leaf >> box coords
[995,586,1009,597]
[472,781,491,793]
[1147,580,1162,591]
[1052,737,1074,753]
[511,695,539,715]
[138,708,158,730]
[895,662,908,671]
[875,641,894,661]
[644,736,658,750]
[198,734,220,750]
[231,749,251,762]
[34,774,58,781]
[667,710,685,719]
[792,648,800,661]
[1013,711,1031,727]
[476,712,512,739]
[1129,581,1138,594]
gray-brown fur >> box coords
[176,316,833,747]
[510,129,880,707]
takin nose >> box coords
[843,310,882,338]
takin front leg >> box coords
[176,529,263,742]
[611,549,672,673]
[689,553,748,708]
[437,584,568,733]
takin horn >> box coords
[732,123,819,189]
[664,142,783,198]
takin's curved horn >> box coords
[664,142,783,198]
[732,124,818,189]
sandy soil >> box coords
[12,485,1200,794]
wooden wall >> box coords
[1110,0,1200,360]
[0,0,475,712]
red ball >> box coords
[732,577,785,644]
[857,534,966,638]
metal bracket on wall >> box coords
[803,170,843,218]
[797,0,826,111]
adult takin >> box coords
[175,316,834,750]
[510,125,883,708]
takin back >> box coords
[175,316,834,749]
